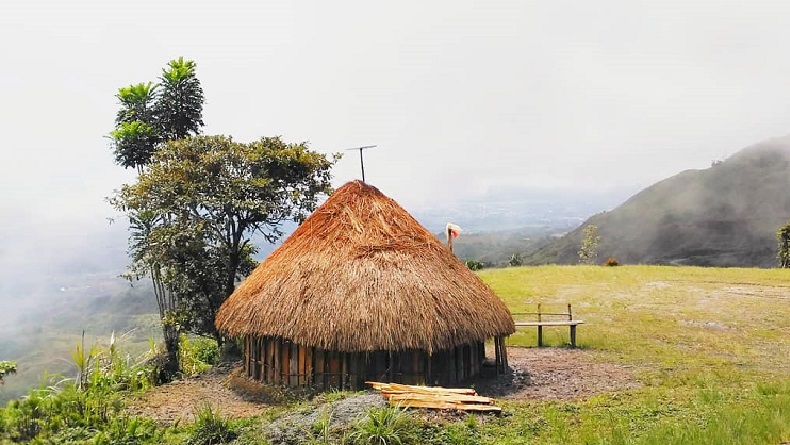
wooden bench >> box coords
[513,303,584,347]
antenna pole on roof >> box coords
[345,145,377,183]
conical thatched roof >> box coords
[215,180,515,353]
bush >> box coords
[509,253,523,267]
[0,335,159,443]
[603,257,619,266]
[349,406,414,445]
[185,402,237,445]
[179,335,219,376]
[465,260,484,271]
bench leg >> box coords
[570,325,577,348]
[537,326,543,347]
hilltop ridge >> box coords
[526,136,790,267]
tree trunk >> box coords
[213,330,223,350]
[161,323,180,381]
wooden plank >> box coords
[515,320,585,327]
[368,382,477,395]
[329,351,340,388]
[273,338,281,384]
[268,338,276,383]
[290,343,298,386]
[244,337,250,376]
[502,336,509,370]
[349,352,359,390]
[447,348,456,385]
[391,399,501,412]
[387,393,494,404]
[456,346,463,382]
[570,325,578,348]
[315,349,325,390]
[297,345,306,386]
[254,337,263,380]
[511,312,576,317]
[306,347,314,387]
[281,340,290,384]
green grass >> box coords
[3,265,788,444]
[475,265,790,444]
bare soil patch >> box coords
[476,347,641,400]
[126,363,269,424]
[128,348,640,424]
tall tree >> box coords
[112,135,337,354]
[578,225,601,265]
[111,83,159,172]
[110,58,205,171]
[154,57,204,142]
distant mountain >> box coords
[525,136,790,267]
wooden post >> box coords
[502,336,509,370]
[315,349,325,390]
[306,347,314,387]
[568,303,573,321]
[298,346,306,386]
[426,352,432,384]
[570,325,577,348]
[494,336,501,374]
[538,326,544,347]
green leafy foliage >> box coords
[508,252,523,267]
[111,121,159,171]
[111,135,337,350]
[348,406,414,445]
[155,57,205,142]
[0,361,16,384]
[776,220,790,267]
[110,58,203,171]
[178,335,219,376]
[577,224,600,265]
[465,260,484,271]
[185,402,236,445]
[0,338,159,443]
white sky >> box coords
[3,0,790,222]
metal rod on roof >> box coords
[345,145,376,182]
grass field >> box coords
[3,265,788,444]
[476,265,790,444]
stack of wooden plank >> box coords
[366,382,501,413]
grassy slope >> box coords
[526,138,790,267]
[477,265,790,444]
[4,265,787,444]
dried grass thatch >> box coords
[215,180,515,353]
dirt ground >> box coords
[128,347,641,424]
[474,347,641,400]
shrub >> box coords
[604,257,619,267]
[179,335,219,376]
[465,260,484,271]
[509,253,523,267]
[185,402,237,445]
[0,335,159,443]
[0,361,16,384]
[349,406,414,445]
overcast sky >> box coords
[3,0,790,223]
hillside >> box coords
[3,265,788,444]
[526,136,790,267]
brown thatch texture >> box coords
[215,180,515,353]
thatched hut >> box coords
[215,180,514,389]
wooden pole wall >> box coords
[245,336,490,390]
